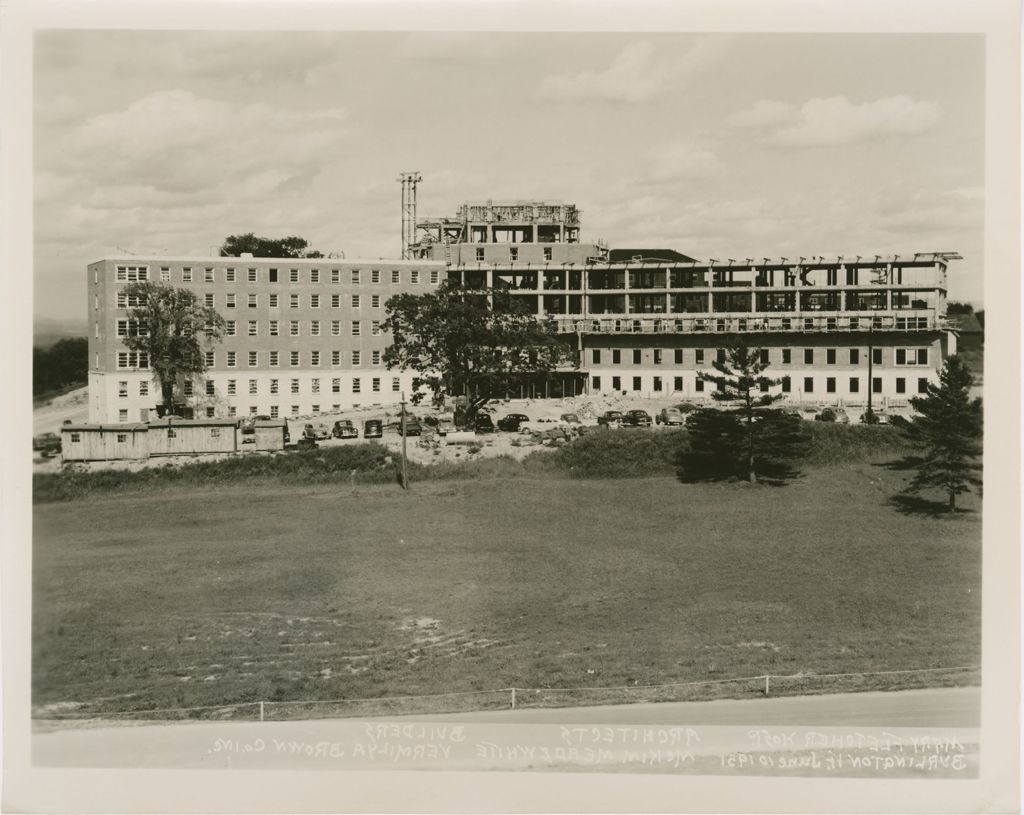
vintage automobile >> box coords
[496,413,530,432]
[622,409,653,427]
[474,414,496,434]
[596,410,624,427]
[304,423,331,440]
[397,415,422,436]
[655,407,685,426]
[363,419,383,438]
[332,420,358,439]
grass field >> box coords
[33,460,981,720]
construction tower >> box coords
[399,171,421,260]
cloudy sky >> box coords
[34,31,985,324]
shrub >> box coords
[530,428,688,478]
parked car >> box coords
[436,414,455,436]
[622,409,653,427]
[397,415,422,436]
[33,432,61,457]
[363,419,383,439]
[474,414,496,434]
[332,420,358,439]
[497,413,530,432]
[597,411,624,427]
[560,413,582,426]
[815,407,850,424]
[304,423,331,440]
[655,407,685,426]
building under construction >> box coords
[410,194,961,406]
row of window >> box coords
[591,375,932,395]
[117,375,400,401]
[474,247,554,261]
[118,348,385,372]
[224,319,381,337]
[114,265,438,285]
[589,347,930,366]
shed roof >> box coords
[61,423,149,432]
[147,418,240,428]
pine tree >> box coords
[902,356,982,511]
[681,344,806,483]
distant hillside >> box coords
[34,316,87,349]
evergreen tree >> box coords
[902,356,982,511]
[680,344,806,483]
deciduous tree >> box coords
[219,233,324,258]
[902,355,982,511]
[122,282,226,414]
[383,284,574,424]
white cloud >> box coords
[538,37,731,104]
[728,95,942,146]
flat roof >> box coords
[91,256,445,266]
[62,424,148,432]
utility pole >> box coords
[400,391,409,490]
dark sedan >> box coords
[497,413,530,432]
[332,420,358,439]
[474,414,496,434]
[622,409,653,427]
[363,419,383,438]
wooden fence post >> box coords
[260,701,265,721]
[511,688,516,710]
[764,675,770,696]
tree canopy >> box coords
[902,355,982,511]
[383,284,575,423]
[123,282,226,412]
[678,343,806,483]
[219,233,324,259]
[33,337,88,397]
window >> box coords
[918,378,929,394]
[351,294,361,309]
[204,267,215,283]
[228,379,237,395]
[290,293,299,308]
[270,405,279,418]
[331,294,340,308]
[70,432,81,443]
[248,320,258,336]
[351,269,361,284]
[896,378,906,394]
[204,293,215,307]
[695,378,704,392]
[592,376,602,391]
[371,321,381,336]
[430,270,439,284]
[269,320,279,336]
[118,381,128,397]
[352,321,361,336]
[372,377,381,393]
[371,269,381,284]
[612,376,621,390]
[509,248,518,262]
[826,377,836,393]
[115,432,128,444]
[225,293,236,309]
[782,349,792,364]
[248,351,258,367]
[269,351,279,367]
[872,349,883,365]
[290,321,300,336]
[327,268,339,284]
[332,378,341,393]
[632,376,642,391]
[475,248,485,261]
[716,349,726,364]
[249,379,258,395]
[592,349,601,364]
[804,377,814,393]
[116,319,148,337]
[269,293,279,308]
[653,376,663,392]
[804,349,813,364]
[269,268,278,282]
[392,377,401,392]
[411,269,420,284]
[182,267,192,282]
[653,350,663,365]
[311,350,321,366]
[695,350,705,364]
[849,377,860,393]
[269,378,279,394]
[633,349,642,364]
[759,349,769,364]
[289,269,299,283]
[226,320,236,336]
[116,265,149,282]
[311,294,320,308]
[139,380,149,397]
[543,247,553,261]
[115,290,146,308]
[119,409,129,422]
[872,377,882,393]
[352,378,361,393]
[116,351,150,369]
[371,350,381,366]
[331,350,340,365]
[331,320,341,335]
[229,406,237,417]
[204,351,215,367]
[351,350,361,366]
[311,320,321,336]
[850,349,860,365]
[291,379,300,394]
[612,350,621,364]
[670,349,681,365]
[310,269,320,283]
[290,351,300,366]
[226,268,236,283]
[311,404,320,415]
[206,380,216,396]
[183,380,193,396]
[826,349,836,365]
[248,268,258,283]
[391,269,400,284]
[160,267,170,282]
[291,405,299,416]
[895,348,929,366]
[312,378,320,394]
[778,376,790,393]
[248,294,258,308]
